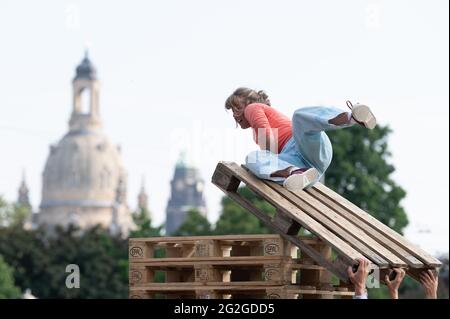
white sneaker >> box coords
[346,101,377,129]
[283,168,319,191]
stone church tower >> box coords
[165,152,207,235]
[17,171,31,209]
[37,52,132,235]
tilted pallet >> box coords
[211,161,441,283]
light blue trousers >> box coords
[245,106,353,184]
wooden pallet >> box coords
[211,161,442,283]
[129,234,302,260]
[129,256,298,285]
[129,284,355,299]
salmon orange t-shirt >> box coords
[244,103,292,153]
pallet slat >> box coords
[129,284,355,299]
[130,256,295,265]
[130,260,296,285]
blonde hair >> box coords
[225,87,271,111]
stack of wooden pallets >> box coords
[129,234,355,299]
[129,161,441,299]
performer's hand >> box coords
[347,258,370,297]
[384,268,406,299]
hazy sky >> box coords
[0,0,448,254]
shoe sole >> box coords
[352,105,377,129]
[283,168,319,191]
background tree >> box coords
[0,196,11,227]
[0,196,30,228]
[0,224,129,298]
[129,207,162,238]
[0,225,50,293]
[0,254,22,298]
[11,203,31,228]
[172,209,213,236]
[42,225,128,298]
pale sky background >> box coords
[0,0,448,255]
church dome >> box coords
[40,53,127,212]
[38,53,132,235]
[40,130,125,209]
